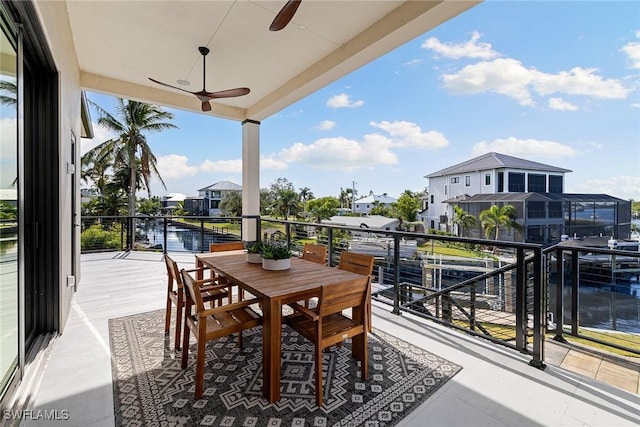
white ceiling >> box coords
[64,0,479,121]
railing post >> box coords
[163,217,168,254]
[392,234,401,315]
[285,222,291,248]
[515,247,526,352]
[470,280,476,331]
[327,228,334,267]
[553,247,566,342]
[200,218,205,253]
[529,247,546,369]
[571,250,579,336]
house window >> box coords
[497,172,504,192]
[527,201,546,219]
[451,177,460,184]
[444,185,448,196]
[430,195,434,204]
[485,174,491,186]
[508,172,525,192]
[549,175,563,193]
[528,174,546,192]
[465,176,470,187]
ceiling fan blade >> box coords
[201,100,212,112]
[270,0,301,31]
[148,77,194,95]
[210,87,251,98]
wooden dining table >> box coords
[195,252,369,403]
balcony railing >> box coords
[79,215,640,362]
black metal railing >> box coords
[79,214,640,361]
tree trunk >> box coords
[129,145,136,250]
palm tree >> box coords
[0,80,17,107]
[298,187,313,213]
[452,206,477,237]
[479,204,520,241]
[83,99,176,221]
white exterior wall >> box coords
[425,168,565,230]
[35,1,83,332]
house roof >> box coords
[163,192,187,202]
[198,181,242,192]
[323,215,399,229]
[425,152,572,178]
[457,193,628,203]
[355,194,397,204]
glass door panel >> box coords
[0,22,18,397]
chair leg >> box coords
[164,296,172,333]
[315,346,323,407]
[174,302,183,351]
[195,339,205,399]
[361,333,368,380]
[181,322,190,369]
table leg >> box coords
[262,299,281,403]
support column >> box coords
[241,119,260,242]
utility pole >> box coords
[352,181,357,213]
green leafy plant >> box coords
[246,241,264,254]
[260,241,292,260]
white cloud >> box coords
[568,175,640,200]
[80,122,118,155]
[369,120,449,149]
[157,154,198,179]
[632,103,640,108]
[326,93,365,109]
[403,58,423,66]
[317,120,336,131]
[277,136,397,172]
[442,59,629,105]
[532,67,629,99]
[442,58,536,105]
[199,159,242,174]
[260,155,288,170]
[472,137,578,159]
[422,31,499,60]
[548,97,579,111]
[620,32,640,69]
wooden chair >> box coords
[301,243,327,265]
[285,277,370,407]
[180,268,262,399]
[338,251,375,332]
[300,243,328,308]
[164,254,228,351]
[209,241,245,252]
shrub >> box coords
[81,223,122,251]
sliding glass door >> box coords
[0,16,19,398]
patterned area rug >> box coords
[109,309,461,426]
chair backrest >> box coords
[338,251,375,276]
[164,254,183,289]
[317,276,370,318]
[301,243,327,265]
[209,241,245,252]
[180,268,205,313]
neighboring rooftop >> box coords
[323,215,398,229]
[198,181,242,192]
[355,194,397,204]
[425,152,572,178]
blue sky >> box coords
[82,1,640,202]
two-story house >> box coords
[424,152,631,244]
[190,181,242,217]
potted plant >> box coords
[261,241,292,271]
[246,241,264,264]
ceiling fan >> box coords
[149,46,250,112]
[270,0,302,31]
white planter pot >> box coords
[262,258,291,271]
[247,253,263,264]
